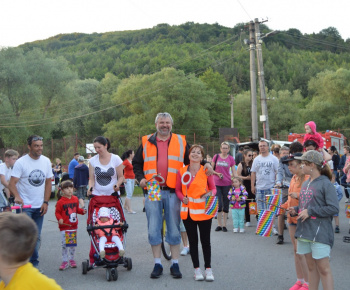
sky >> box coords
[1,0,348,47]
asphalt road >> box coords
[39,195,349,290]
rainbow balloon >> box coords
[266,188,282,215]
[256,210,275,237]
[147,180,161,201]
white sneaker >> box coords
[205,268,214,282]
[194,268,204,281]
[239,228,245,233]
[245,222,251,227]
[181,247,189,256]
[233,228,238,233]
[272,227,279,236]
[345,199,349,203]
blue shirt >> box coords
[68,158,79,178]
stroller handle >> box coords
[11,205,32,210]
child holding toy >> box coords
[55,180,86,270]
[228,177,247,233]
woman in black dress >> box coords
[236,149,254,226]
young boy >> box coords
[0,212,62,289]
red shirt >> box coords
[55,196,85,231]
[156,136,170,185]
[123,159,135,179]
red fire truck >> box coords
[288,131,347,154]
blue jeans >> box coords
[145,190,181,246]
[125,179,135,199]
[22,207,44,267]
[232,208,245,229]
[256,188,273,211]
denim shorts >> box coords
[297,238,331,259]
[76,186,87,200]
[145,190,181,246]
[125,179,135,199]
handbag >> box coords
[204,195,218,216]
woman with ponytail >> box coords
[289,150,339,290]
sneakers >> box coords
[59,261,69,271]
[245,222,251,227]
[233,228,238,233]
[272,227,279,236]
[205,268,214,281]
[100,250,106,259]
[276,235,284,245]
[222,227,228,232]
[335,226,340,233]
[170,263,182,278]
[345,199,349,203]
[181,247,190,256]
[300,284,309,289]
[239,228,245,233]
[69,259,77,268]
[289,281,303,290]
[194,268,204,281]
[150,263,163,278]
[215,226,222,232]
[119,249,125,257]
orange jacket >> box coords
[142,133,186,188]
[179,166,212,221]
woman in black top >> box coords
[237,149,254,226]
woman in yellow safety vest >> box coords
[175,145,216,282]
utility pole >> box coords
[249,21,258,142]
[255,18,270,140]
[229,94,234,128]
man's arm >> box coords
[8,176,23,204]
[251,172,256,194]
[133,143,145,183]
[40,177,51,216]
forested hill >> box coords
[19,22,350,96]
[1,22,349,151]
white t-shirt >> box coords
[11,154,53,208]
[251,154,279,190]
[0,163,12,192]
[89,154,122,196]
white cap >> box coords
[98,207,110,218]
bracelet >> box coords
[43,201,49,205]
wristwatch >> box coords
[43,201,49,205]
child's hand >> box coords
[58,219,63,225]
[231,196,236,201]
[83,209,87,214]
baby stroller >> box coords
[0,191,10,213]
[82,194,132,281]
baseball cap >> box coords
[78,156,85,161]
[294,150,323,166]
[282,153,303,164]
[98,207,110,218]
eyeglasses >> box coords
[32,136,43,142]
[247,154,253,157]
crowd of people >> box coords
[0,115,347,290]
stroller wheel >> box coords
[126,258,132,271]
[106,268,118,281]
[82,261,88,274]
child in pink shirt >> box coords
[95,207,124,258]
[303,121,324,150]
[227,177,248,233]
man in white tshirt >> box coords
[9,135,53,270]
[0,149,19,199]
[251,140,279,212]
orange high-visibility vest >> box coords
[180,165,211,221]
[142,133,186,188]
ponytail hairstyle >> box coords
[93,136,111,150]
[319,163,332,181]
[121,149,133,161]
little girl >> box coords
[228,177,248,233]
[331,172,343,233]
[303,121,324,150]
[95,207,124,258]
[55,180,86,270]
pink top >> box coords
[156,136,170,185]
[303,121,324,149]
[175,171,216,202]
[95,218,120,238]
[213,154,235,186]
